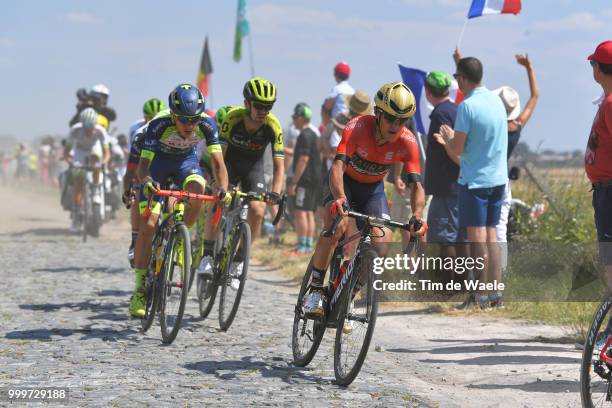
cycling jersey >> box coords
[335,115,421,184]
[140,109,221,161]
[128,119,146,149]
[127,124,147,170]
[219,107,284,161]
[69,123,109,151]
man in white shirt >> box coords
[324,62,354,119]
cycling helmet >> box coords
[243,77,277,105]
[215,105,233,126]
[91,84,109,96]
[97,114,109,129]
[80,108,98,129]
[142,98,165,117]
[374,82,416,119]
[168,84,205,116]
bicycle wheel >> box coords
[198,228,222,319]
[581,294,612,407]
[334,247,379,386]
[218,222,251,331]
[292,259,326,367]
[141,264,160,333]
[82,181,89,243]
[160,223,191,344]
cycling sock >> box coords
[203,240,215,257]
[311,267,325,288]
[134,268,147,292]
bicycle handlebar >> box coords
[228,189,286,226]
[322,210,411,238]
[142,189,221,223]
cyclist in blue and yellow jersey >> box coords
[128,84,229,318]
[196,78,284,285]
[123,98,166,267]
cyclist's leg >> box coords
[90,141,103,185]
[72,149,88,208]
[240,157,266,242]
[357,179,392,257]
[178,154,206,228]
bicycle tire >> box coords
[333,247,379,386]
[141,264,160,333]
[292,259,326,367]
[218,222,251,331]
[581,294,612,407]
[198,227,222,319]
[160,223,191,344]
[82,180,89,243]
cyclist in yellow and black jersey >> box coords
[218,77,284,242]
[196,78,284,283]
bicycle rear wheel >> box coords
[141,264,160,333]
[333,247,379,386]
[581,294,612,407]
[218,222,250,331]
[292,259,326,367]
[160,223,191,344]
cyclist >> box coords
[64,108,111,231]
[197,78,284,284]
[123,99,166,267]
[128,84,229,318]
[302,82,428,317]
[128,98,165,149]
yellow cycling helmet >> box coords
[243,77,277,105]
[374,81,416,119]
[96,114,109,129]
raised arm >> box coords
[515,54,539,127]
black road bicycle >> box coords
[292,210,412,386]
[197,190,285,331]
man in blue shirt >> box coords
[434,56,508,308]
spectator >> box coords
[492,54,539,272]
[586,40,612,289]
[288,103,322,255]
[423,71,460,265]
[435,55,508,309]
[39,141,51,185]
[324,62,354,119]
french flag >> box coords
[467,0,521,19]
[398,64,463,135]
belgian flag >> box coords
[197,36,213,96]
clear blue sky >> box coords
[0,0,609,151]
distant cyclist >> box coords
[123,98,166,267]
[63,108,111,231]
[302,82,427,317]
[129,84,229,318]
[196,78,284,285]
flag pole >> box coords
[457,19,468,49]
[247,31,255,77]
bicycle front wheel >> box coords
[218,222,251,331]
[334,247,379,386]
[160,224,191,344]
[292,259,326,367]
[581,294,612,408]
[141,264,160,333]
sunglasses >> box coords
[174,114,202,125]
[251,102,273,112]
[453,73,461,79]
[382,111,408,126]
[590,60,598,67]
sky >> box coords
[0,0,610,151]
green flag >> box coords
[233,0,250,62]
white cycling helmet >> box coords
[91,83,109,96]
[80,108,98,129]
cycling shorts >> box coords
[226,156,266,194]
[324,174,390,220]
[139,153,205,215]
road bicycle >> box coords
[140,188,216,344]
[197,189,285,331]
[292,210,411,386]
[581,293,612,407]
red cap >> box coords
[588,41,612,65]
[334,62,351,78]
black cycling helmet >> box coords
[168,84,205,116]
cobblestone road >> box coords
[0,185,583,407]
